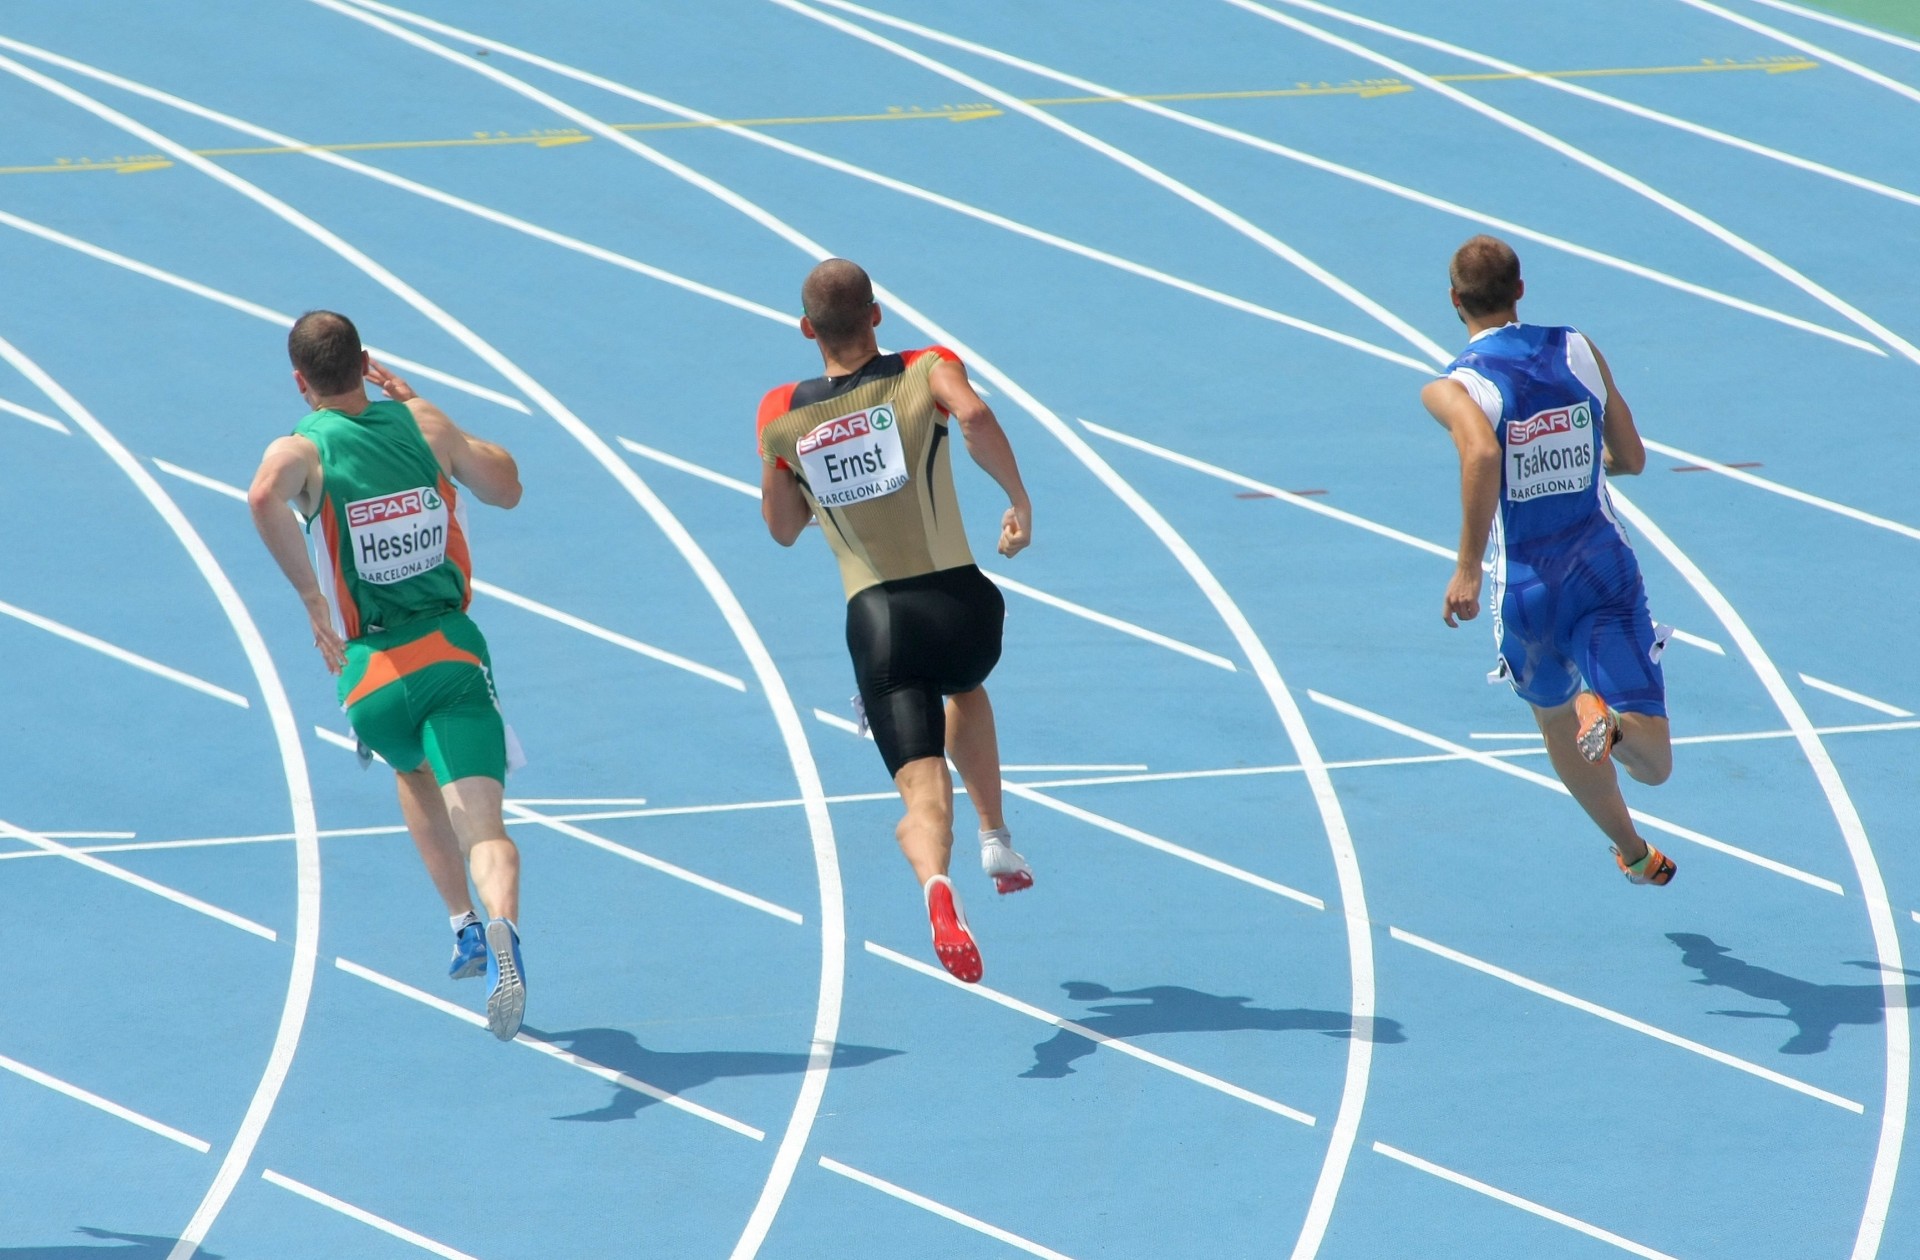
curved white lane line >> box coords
[314,8,1376,1258]
[0,330,321,1258]
[1739,0,1920,54]
[763,0,1446,365]
[1233,0,1920,368]
[0,46,842,1258]
[1674,0,1920,102]
[1608,488,1906,1260]
[804,0,1878,355]
[1265,0,1920,214]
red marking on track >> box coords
[1236,489,1327,499]
[1671,461,1762,472]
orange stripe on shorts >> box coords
[344,629,483,709]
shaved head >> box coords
[1449,235,1522,318]
[801,258,875,342]
[288,310,364,395]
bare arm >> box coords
[1421,378,1503,628]
[929,357,1031,558]
[367,359,523,507]
[761,461,812,545]
[247,434,344,673]
[1589,340,1645,476]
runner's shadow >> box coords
[528,1026,903,1122]
[1668,932,1920,1055]
[1022,982,1406,1079]
[0,1228,219,1258]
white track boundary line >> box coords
[1004,782,1324,908]
[819,1158,1079,1259]
[0,208,527,415]
[1676,0,1920,103]
[619,436,763,496]
[0,1050,212,1152]
[261,1170,482,1260]
[1740,0,1920,53]
[1603,490,1908,1260]
[1307,690,1843,892]
[335,958,763,1138]
[1801,675,1914,718]
[1391,927,1861,1110]
[0,817,277,939]
[0,393,68,432]
[325,12,1372,1256]
[0,306,321,1260]
[1644,437,1920,543]
[1235,0,1920,368]
[865,941,1316,1124]
[0,597,249,707]
[1,44,829,1258]
[1373,1143,1682,1260]
[1273,0,1920,216]
[502,802,803,923]
[810,0,1872,354]
[774,0,1446,366]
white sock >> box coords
[980,827,1012,846]
[450,910,480,933]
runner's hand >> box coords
[998,502,1031,558]
[365,359,417,403]
[1442,565,1481,628]
[307,599,346,674]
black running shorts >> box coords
[845,564,1004,777]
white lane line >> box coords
[1802,675,1915,718]
[335,958,763,1138]
[0,597,250,707]
[1740,0,1920,53]
[778,0,1446,367]
[1307,690,1844,893]
[501,802,803,923]
[1392,927,1861,1111]
[1002,764,1148,772]
[985,571,1238,671]
[0,324,322,1260]
[1282,0,1920,217]
[507,797,650,806]
[0,208,527,415]
[327,12,1367,1259]
[1676,0,1920,104]
[1373,1143,1681,1260]
[1602,491,1908,1260]
[621,434,1239,673]
[312,727,368,760]
[147,457,750,692]
[472,579,746,691]
[1083,418,1728,654]
[1468,732,1541,741]
[261,1170,482,1260]
[819,1158,1079,1260]
[0,394,68,432]
[0,1050,212,1152]
[1644,437,1920,543]
[811,0,1873,355]
[1236,0,1920,367]
[865,941,1316,1124]
[0,815,278,940]
[620,437,763,497]
[37,831,137,839]
[1005,782,1325,909]
[812,709,870,740]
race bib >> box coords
[346,485,449,584]
[1504,402,1596,502]
[795,403,909,508]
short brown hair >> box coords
[801,258,875,342]
[1449,235,1522,318]
[288,310,364,394]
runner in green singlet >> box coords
[248,310,529,1040]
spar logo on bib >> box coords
[1505,402,1595,502]
[345,485,449,584]
[796,403,909,507]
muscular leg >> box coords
[395,764,476,917]
[892,756,956,886]
[1534,699,1652,865]
[440,775,520,922]
[1613,712,1672,786]
[945,686,1004,832]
